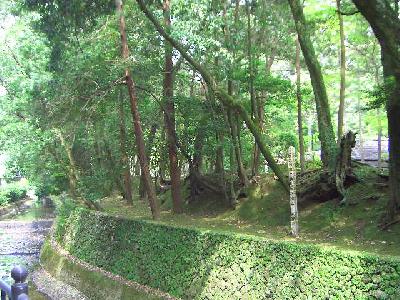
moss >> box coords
[54,209,400,299]
[40,240,163,300]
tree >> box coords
[351,0,400,223]
[162,0,183,214]
[136,0,290,192]
[288,0,336,168]
[115,0,160,220]
[118,89,133,204]
[336,0,346,140]
[295,37,306,173]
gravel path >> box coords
[0,220,53,281]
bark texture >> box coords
[296,37,305,173]
[136,0,289,192]
[335,131,356,204]
[351,0,400,222]
[56,131,100,210]
[162,0,183,214]
[288,0,336,168]
[116,0,160,219]
[336,0,346,140]
[118,90,133,203]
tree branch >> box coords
[337,9,360,16]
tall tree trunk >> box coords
[223,0,248,183]
[236,115,244,164]
[104,139,124,195]
[162,0,183,214]
[336,0,346,140]
[140,123,159,200]
[228,139,236,206]
[358,98,365,163]
[228,81,249,187]
[158,126,166,183]
[252,92,263,176]
[246,0,260,176]
[118,89,133,203]
[115,0,160,220]
[246,1,256,120]
[58,133,79,198]
[296,37,306,173]
[373,49,383,171]
[215,131,224,174]
[308,114,313,154]
[193,129,204,173]
[228,107,249,187]
[136,0,289,192]
[351,0,400,222]
[188,127,205,202]
[56,131,99,210]
[377,108,382,170]
[288,0,336,168]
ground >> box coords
[100,164,400,257]
[0,199,53,299]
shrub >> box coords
[52,194,78,241]
[0,194,8,206]
[0,183,28,205]
[55,209,400,299]
[5,185,27,202]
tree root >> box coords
[379,214,400,230]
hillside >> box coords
[99,165,399,257]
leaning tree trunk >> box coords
[162,0,183,214]
[136,0,290,192]
[116,0,160,220]
[288,0,336,168]
[56,131,100,210]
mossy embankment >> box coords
[100,165,400,257]
[51,207,400,299]
[40,238,169,300]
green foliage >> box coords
[0,194,8,206]
[40,239,163,300]
[56,208,400,299]
[35,182,56,199]
[53,194,78,241]
[0,182,27,205]
[1,0,390,206]
[365,77,396,110]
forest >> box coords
[0,0,400,297]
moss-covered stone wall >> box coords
[40,239,168,300]
[54,208,400,299]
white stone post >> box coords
[288,146,299,237]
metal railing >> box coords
[0,266,28,300]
